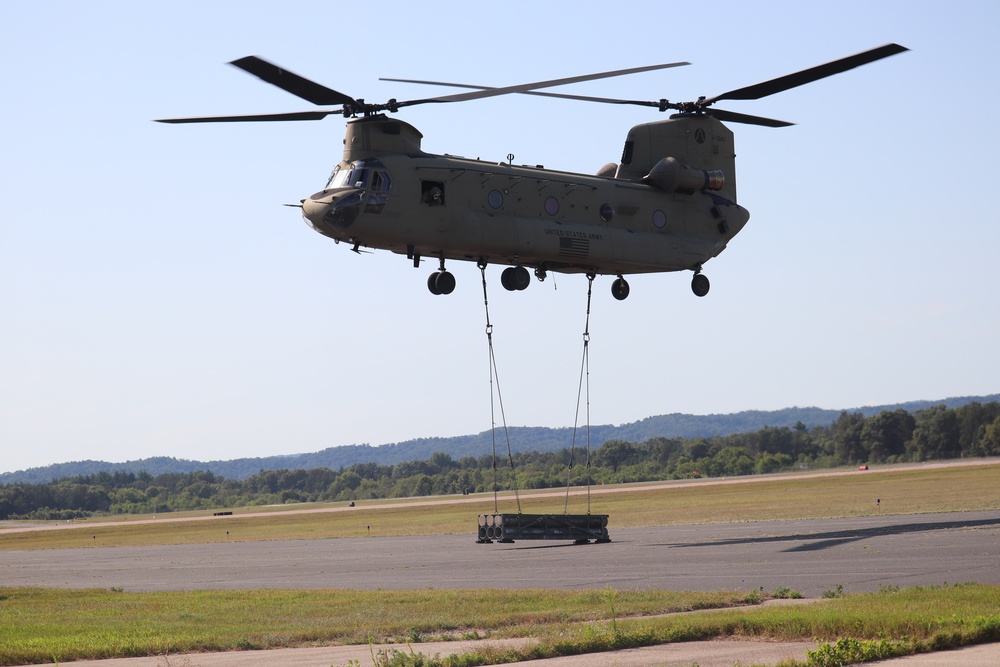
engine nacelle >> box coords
[646,157,725,194]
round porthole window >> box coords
[600,203,614,222]
[544,196,559,216]
[653,210,667,228]
[488,189,504,209]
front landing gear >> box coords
[691,272,710,297]
[500,266,531,291]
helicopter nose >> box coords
[302,193,331,228]
[302,189,363,234]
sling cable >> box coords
[476,263,610,545]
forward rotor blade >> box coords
[705,43,908,104]
[392,61,690,107]
[230,56,359,107]
[381,77,663,108]
[705,108,793,127]
[156,110,338,123]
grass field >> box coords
[0,587,751,664]
[1,584,999,665]
[2,461,999,665]
[2,461,998,551]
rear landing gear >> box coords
[611,276,630,301]
[691,272,710,297]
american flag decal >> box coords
[558,236,590,258]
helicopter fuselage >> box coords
[301,114,749,295]
[160,45,907,298]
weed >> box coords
[821,584,845,599]
[773,586,804,599]
[372,647,439,666]
[604,585,620,639]
[806,637,910,666]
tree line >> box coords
[3,402,999,520]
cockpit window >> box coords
[327,166,367,188]
[325,166,342,189]
[325,159,391,191]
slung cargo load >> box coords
[477,513,610,544]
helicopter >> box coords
[158,44,907,300]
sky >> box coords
[2,1,998,474]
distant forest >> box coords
[4,395,998,486]
[2,401,999,520]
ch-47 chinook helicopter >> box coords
[159,44,907,300]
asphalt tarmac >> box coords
[5,510,1000,666]
[3,511,999,596]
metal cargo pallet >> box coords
[477,513,610,544]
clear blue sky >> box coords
[2,1,998,474]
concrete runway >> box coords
[3,511,999,597]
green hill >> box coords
[3,394,996,484]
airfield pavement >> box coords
[3,511,999,596]
[4,509,1000,665]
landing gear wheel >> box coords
[513,266,530,290]
[691,273,710,298]
[427,270,455,295]
[611,276,630,301]
[501,266,530,291]
[436,270,456,295]
[500,267,514,291]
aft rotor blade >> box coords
[156,110,338,124]
[505,91,793,125]
[381,77,792,126]
[395,61,691,107]
[705,43,909,104]
[230,56,359,107]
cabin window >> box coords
[421,181,445,206]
